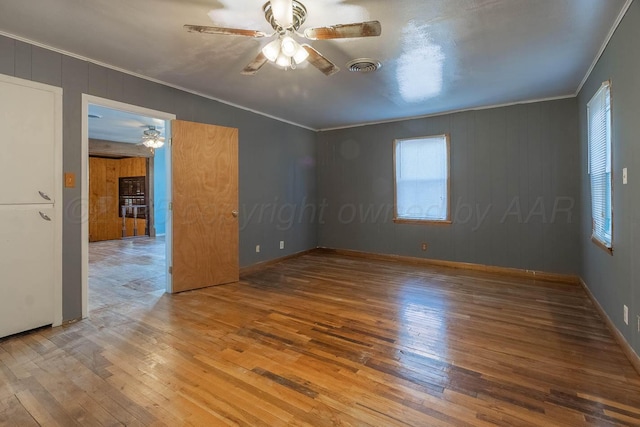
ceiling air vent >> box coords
[347,58,382,73]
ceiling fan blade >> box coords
[301,45,339,76]
[184,24,268,38]
[304,21,381,40]
[241,52,269,76]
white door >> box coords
[0,74,62,338]
[0,206,55,337]
[0,78,56,205]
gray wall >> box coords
[578,1,640,356]
[0,35,318,322]
[318,98,581,275]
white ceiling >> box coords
[0,0,628,131]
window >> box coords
[394,134,450,223]
[587,81,612,252]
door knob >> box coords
[231,210,239,218]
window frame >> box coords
[392,134,452,225]
[587,80,613,255]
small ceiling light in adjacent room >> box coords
[88,113,102,119]
[142,126,164,149]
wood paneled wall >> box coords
[89,157,147,242]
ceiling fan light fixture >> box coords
[264,35,307,67]
[262,38,281,62]
[142,138,164,149]
[142,126,164,149]
[275,52,292,68]
[280,36,297,57]
[292,44,309,64]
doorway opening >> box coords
[81,96,176,318]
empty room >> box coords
[1,0,640,425]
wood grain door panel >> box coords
[89,157,120,242]
[171,120,239,292]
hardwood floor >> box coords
[1,239,640,426]
[88,237,166,312]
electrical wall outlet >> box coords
[624,305,629,325]
[623,167,628,185]
[637,315,640,333]
[421,243,428,251]
[255,245,260,253]
[279,240,285,250]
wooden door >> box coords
[171,120,239,292]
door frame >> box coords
[81,95,176,318]
[0,73,63,329]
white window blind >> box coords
[587,81,612,249]
[394,135,449,221]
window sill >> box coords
[393,218,452,226]
[591,236,613,255]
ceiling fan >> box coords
[140,126,165,149]
[184,0,381,76]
